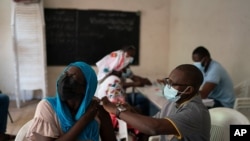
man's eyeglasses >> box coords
[164,78,190,89]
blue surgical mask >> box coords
[163,85,181,102]
[193,62,204,72]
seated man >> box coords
[0,91,15,141]
[101,64,211,141]
[192,46,235,108]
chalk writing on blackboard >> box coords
[45,9,140,66]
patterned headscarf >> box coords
[105,79,125,104]
[46,61,99,141]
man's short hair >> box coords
[175,64,204,88]
[121,45,136,52]
[192,46,210,58]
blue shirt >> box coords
[203,60,235,108]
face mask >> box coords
[163,85,181,102]
[57,74,84,101]
[193,62,204,72]
[122,68,132,78]
[128,57,134,64]
[124,52,134,64]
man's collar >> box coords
[175,94,197,108]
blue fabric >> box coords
[204,60,235,108]
[46,61,99,141]
[0,93,9,133]
[126,92,151,116]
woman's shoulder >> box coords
[37,99,52,108]
[35,99,55,117]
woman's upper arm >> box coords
[27,100,61,140]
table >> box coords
[135,85,167,109]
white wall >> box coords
[0,0,16,97]
[168,0,250,85]
[1,0,250,98]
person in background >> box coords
[95,45,152,115]
[26,61,116,141]
[192,46,235,108]
[0,91,15,141]
[101,64,211,141]
[96,45,152,89]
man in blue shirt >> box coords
[192,46,235,108]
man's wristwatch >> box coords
[116,104,127,119]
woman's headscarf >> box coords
[46,61,99,141]
[96,50,133,82]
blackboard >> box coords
[45,9,140,66]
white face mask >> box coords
[163,84,189,102]
[163,85,181,102]
[128,57,134,64]
[122,68,132,78]
[124,52,134,64]
[193,62,204,72]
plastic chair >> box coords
[233,80,250,121]
[116,119,134,141]
[116,119,129,141]
[234,80,249,98]
[15,119,33,141]
[148,135,160,141]
[233,97,250,121]
[209,107,250,141]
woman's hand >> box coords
[133,81,145,87]
[141,78,152,85]
[156,78,166,85]
[101,97,137,114]
[122,102,138,113]
[84,98,100,119]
